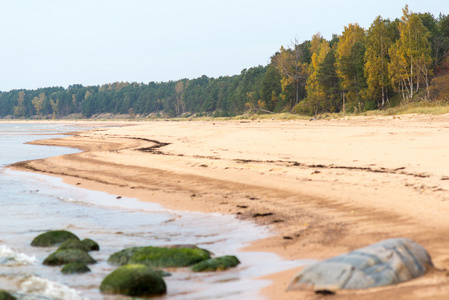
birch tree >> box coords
[388,5,432,100]
[273,39,309,107]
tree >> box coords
[336,23,367,112]
[32,93,46,116]
[174,80,187,116]
[14,91,26,118]
[306,33,331,115]
[365,16,394,108]
[317,49,341,112]
[273,38,309,107]
[260,64,282,111]
[389,5,432,100]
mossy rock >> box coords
[129,246,210,268]
[0,290,16,300]
[31,230,79,247]
[57,240,91,252]
[100,264,166,296]
[61,262,91,274]
[80,238,100,251]
[155,270,171,277]
[191,255,240,272]
[107,247,143,266]
[43,249,97,266]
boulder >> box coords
[107,247,142,266]
[80,238,100,251]
[43,249,97,266]
[108,246,210,268]
[61,262,91,274]
[0,290,16,300]
[191,255,240,272]
[100,264,166,296]
[31,230,79,247]
[288,238,433,293]
[57,240,91,252]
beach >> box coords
[10,115,449,299]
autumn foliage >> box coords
[1,6,448,119]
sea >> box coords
[0,123,305,300]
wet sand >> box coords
[9,115,449,299]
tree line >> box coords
[1,6,448,119]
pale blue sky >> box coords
[0,0,446,91]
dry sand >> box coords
[9,115,449,299]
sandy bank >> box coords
[10,115,449,299]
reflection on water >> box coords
[0,123,307,299]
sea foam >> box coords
[20,276,88,300]
[0,245,37,266]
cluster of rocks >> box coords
[31,230,99,274]
[3,230,430,298]
[24,229,240,298]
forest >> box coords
[1,6,449,119]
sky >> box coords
[0,0,446,91]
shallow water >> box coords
[0,123,306,299]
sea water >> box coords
[0,123,305,299]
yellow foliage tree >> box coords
[336,23,366,111]
[306,33,330,115]
[388,5,432,100]
[32,93,46,116]
[14,91,26,118]
[273,39,309,107]
[365,16,394,108]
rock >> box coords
[31,230,80,247]
[80,238,100,251]
[288,238,433,293]
[43,249,97,266]
[100,264,166,297]
[57,240,91,252]
[108,246,211,267]
[61,262,91,274]
[0,290,16,300]
[191,255,240,272]
[107,247,143,266]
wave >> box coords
[0,245,37,266]
[19,276,88,300]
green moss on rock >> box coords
[43,249,97,266]
[191,255,240,272]
[80,238,100,251]
[31,230,79,247]
[61,262,91,274]
[129,246,210,268]
[100,264,166,297]
[0,290,16,300]
[107,247,143,266]
[57,240,91,252]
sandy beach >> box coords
[9,115,449,299]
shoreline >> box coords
[9,116,449,299]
